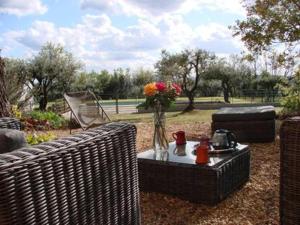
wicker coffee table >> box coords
[138,141,250,205]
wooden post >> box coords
[116,98,119,114]
[69,112,72,134]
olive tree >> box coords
[3,58,28,105]
[156,49,215,111]
[0,54,10,116]
[28,42,81,110]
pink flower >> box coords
[172,83,181,95]
[156,82,166,92]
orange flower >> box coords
[144,82,157,96]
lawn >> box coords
[48,96,280,110]
[100,96,276,105]
[111,110,215,124]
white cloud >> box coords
[80,0,245,18]
[80,0,183,17]
[1,13,244,71]
[179,0,246,16]
[0,0,47,16]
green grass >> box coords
[111,107,283,124]
[111,110,216,124]
[100,97,260,105]
[99,96,277,105]
[47,96,280,109]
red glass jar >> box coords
[196,137,209,164]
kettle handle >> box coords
[227,132,237,148]
[172,133,177,140]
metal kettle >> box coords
[211,129,237,149]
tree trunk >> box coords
[223,89,230,103]
[0,56,10,117]
[184,93,195,112]
[39,86,48,111]
[39,98,47,111]
[222,82,231,103]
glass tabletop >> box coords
[138,141,248,167]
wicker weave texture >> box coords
[0,122,140,225]
[138,147,250,205]
[212,119,275,143]
[0,117,21,130]
[280,117,300,225]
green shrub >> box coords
[26,132,56,145]
[281,69,300,114]
[27,111,67,129]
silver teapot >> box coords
[211,129,237,150]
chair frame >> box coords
[64,90,110,133]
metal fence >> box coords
[235,89,282,103]
[47,89,282,115]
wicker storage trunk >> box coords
[211,106,276,143]
[280,117,300,225]
[0,122,140,225]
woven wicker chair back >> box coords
[280,117,300,225]
[0,122,140,225]
[0,117,21,130]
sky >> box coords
[0,0,247,72]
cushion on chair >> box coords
[0,129,27,153]
[212,106,275,122]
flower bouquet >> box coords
[140,81,181,160]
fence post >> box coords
[116,98,119,114]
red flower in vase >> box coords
[172,83,181,95]
[156,82,166,92]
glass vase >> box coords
[152,109,169,161]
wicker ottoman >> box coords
[138,141,250,205]
[211,106,276,143]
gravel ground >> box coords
[49,121,280,225]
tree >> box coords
[156,49,215,111]
[254,70,284,101]
[197,79,222,97]
[204,61,238,103]
[281,67,300,113]
[28,42,81,110]
[3,58,29,105]
[231,0,300,65]
[227,54,254,92]
[71,72,98,92]
[95,70,112,95]
[132,68,155,97]
[103,68,132,99]
[0,54,10,116]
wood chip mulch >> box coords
[135,122,280,225]
[47,122,280,224]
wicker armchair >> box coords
[280,117,300,225]
[0,117,21,130]
[0,122,140,225]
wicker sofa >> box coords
[0,118,140,225]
